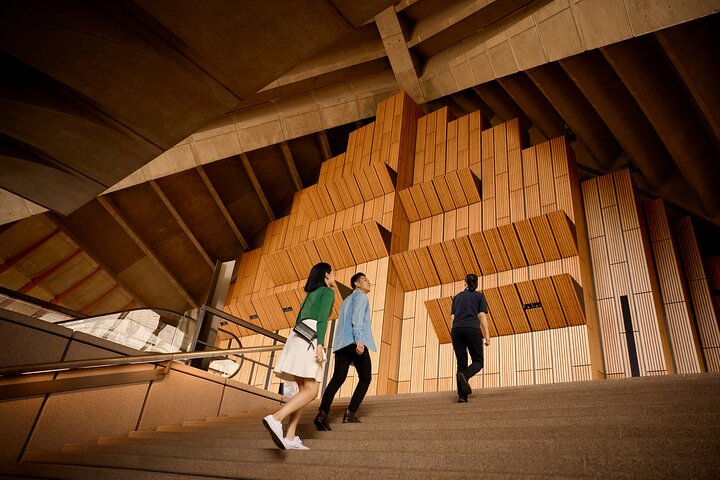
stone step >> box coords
[126,422,720,441]
[95,434,720,458]
[200,402,719,426]
[65,436,720,460]
[304,389,720,411]
[0,462,209,480]
[164,412,720,434]
[24,446,720,479]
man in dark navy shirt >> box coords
[450,273,490,403]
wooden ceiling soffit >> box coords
[264,221,392,286]
[398,168,480,222]
[391,210,577,291]
[425,273,585,344]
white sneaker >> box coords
[284,436,310,450]
[262,415,286,449]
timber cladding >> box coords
[224,91,720,397]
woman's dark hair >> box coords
[350,272,365,289]
[305,262,332,293]
[465,273,478,292]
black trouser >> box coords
[319,344,372,413]
[451,327,485,381]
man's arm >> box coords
[478,312,490,346]
[351,293,368,354]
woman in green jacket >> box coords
[263,262,335,450]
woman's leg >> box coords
[285,377,319,439]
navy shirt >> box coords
[451,290,488,331]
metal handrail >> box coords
[0,344,285,377]
[200,305,286,343]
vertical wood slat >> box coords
[675,216,720,372]
[644,199,704,374]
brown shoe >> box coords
[314,410,332,431]
[342,409,361,423]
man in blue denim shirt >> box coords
[314,272,376,430]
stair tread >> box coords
[11,374,720,479]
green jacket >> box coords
[298,286,335,345]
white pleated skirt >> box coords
[274,319,325,383]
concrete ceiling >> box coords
[1,0,719,317]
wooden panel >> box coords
[498,284,531,334]
[454,236,482,278]
[534,277,566,329]
[446,171,468,209]
[514,218,544,265]
[484,287,513,336]
[536,141,555,208]
[415,247,440,287]
[421,181,443,216]
[553,274,585,326]
[516,279,549,331]
[547,210,577,258]
[531,214,561,261]
[458,169,481,204]
[644,199,703,374]
[391,253,415,291]
[403,249,426,289]
[332,230,355,266]
[498,224,527,269]
[343,226,368,264]
[424,298,452,344]
[428,243,454,284]
[483,228,512,272]
[675,217,720,372]
[397,189,419,223]
[468,231,496,275]
[441,240,466,279]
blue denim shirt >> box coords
[332,289,377,353]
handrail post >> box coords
[191,260,235,370]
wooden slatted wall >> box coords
[224,92,422,394]
[674,217,720,371]
[644,199,704,373]
[582,169,674,377]
[396,115,598,395]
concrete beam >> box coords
[239,153,275,221]
[375,6,424,102]
[472,83,526,125]
[526,63,622,170]
[497,73,565,139]
[317,131,333,161]
[559,50,676,189]
[603,37,720,216]
[655,16,720,147]
[46,213,149,309]
[150,180,214,269]
[195,166,249,251]
[280,142,303,191]
[97,197,196,307]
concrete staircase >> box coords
[2,374,719,479]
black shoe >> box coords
[457,372,472,396]
[457,396,468,403]
[342,409,361,423]
[313,410,332,431]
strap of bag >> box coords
[295,295,308,326]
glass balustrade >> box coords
[58,308,196,353]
